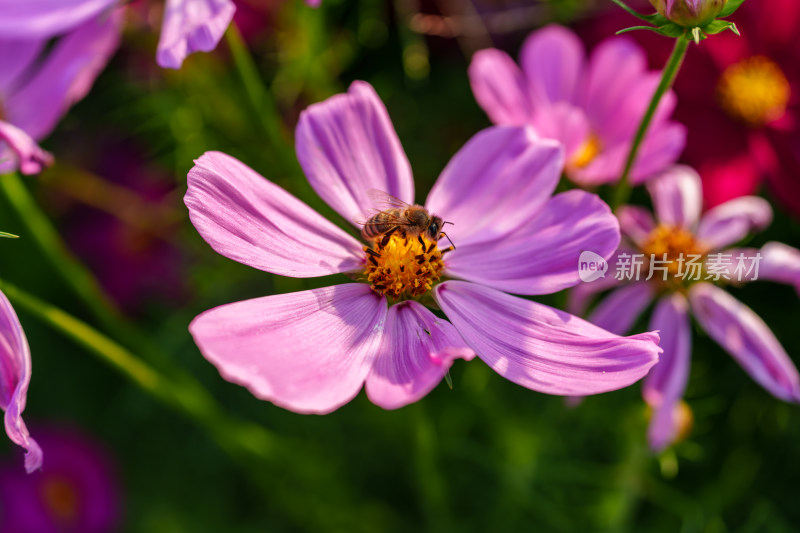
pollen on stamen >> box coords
[641,224,708,289]
[717,56,790,126]
[364,234,445,300]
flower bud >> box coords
[650,0,728,27]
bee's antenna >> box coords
[443,221,454,227]
[439,232,456,252]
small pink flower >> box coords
[185,81,661,414]
[571,166,800,450]
[0,289,42,473]
[0,10,121,175]
[468,25,686,187]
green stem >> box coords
[0,279,276,460]
[224,24,297,173]
[612,35,689,209]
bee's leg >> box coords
[417,235,426,248]
[380,226,400,249]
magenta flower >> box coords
[0,289,42,473]
[156,0,236,69]
[0,426,121,533]
[570,166,800,450]
[468,24,686,186]
[0,11,121,175]
[185,81,661,414]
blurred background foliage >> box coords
[1,0,799,531]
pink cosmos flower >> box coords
[0,11,121,175]
[468,24,686,186]
[185,81,662,414]
[570,165,800,450]
[0,426,121,532]
[0,289,42,473]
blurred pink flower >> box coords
[468,24,686,186]
[0,289,42,473]
[0,426,121,533]
[185,81,661,414]
[0,11,121,175]
[571,166,800,450]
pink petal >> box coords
[643,294,691,451]
[0,289,42,473]
[519,25,585,106]
[190,284,387,414]
[616,205,656,247]
[295,81,414,226]
[531,102,590,160]
[689,283,800,403]
[647,166,703,229]
[185,151,363,277]
[156,0,236,69]
[444,190,619,295]
[425,126,563,248]
[365,301,474,410]
[589,282,655,335]
[758,242,800,295]
[468,48,534,126]
[628,122,686,185]
[434,281,661,396]
[4,10,122,141]
[696,196,773,250]
[0,0,117,39]
[0,121,53,175]
[583,37,649,131]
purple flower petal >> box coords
[643,294,691,451]
[295,81,414,226]
[628,122,686,184]
[589,283,655,335]
[0,39,43,96]
[365,301,474,410]
[443,190,619,295]
[519,25,585,106]
[0,0,117,39]
[425,126,564,248]
[647,165,703,229]
[185,151,363,277]
[689,283,800,403]
[616,205,656,247]
[4,10,122,141]
[0,289,42,473]
[0,121,53,175]
[758,242,800,295]
[434,281,661,396]
[468,48,534,126]
[696,196,772,250]
[190,284,387,414]
[156,0,236,69]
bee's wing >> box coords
[366,189,412,210]
[355,210,414,228]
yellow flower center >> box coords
[717,56,790,126]
[364,233,444,300]
[569,134,603,169]
[40,476,80,525]
[641,224,707,289]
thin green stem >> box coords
[0,279,276,461]
[612,35,690,209]
[224,24,297,173]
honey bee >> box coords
[360,190,454,250]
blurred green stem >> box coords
[612,35,689,209]
[0,279,276,461]
[225,24,298,173]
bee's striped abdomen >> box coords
[361,208,402,241]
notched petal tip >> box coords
[0,121,54,175]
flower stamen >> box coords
[641,224,707,289]
[570,134,603,170]
[717,56,790,126]
[364,233,445,300]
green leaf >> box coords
[616,22,685,38]
[703,20,740,35]
[0,231,19,239]
[610,0,666,24]
[719,0,746,17]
